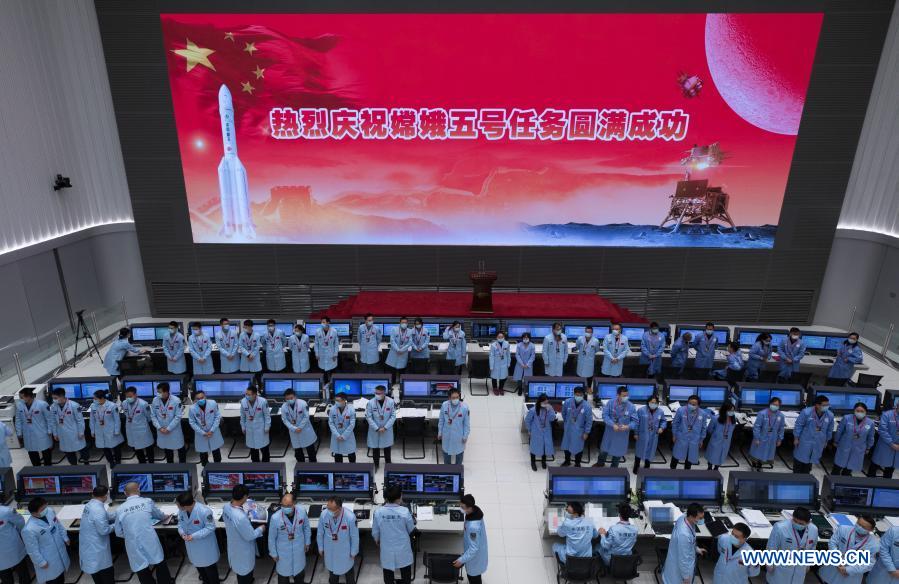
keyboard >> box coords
[652,523,674,535]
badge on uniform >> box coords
[331,534,339,541]
[193,519,200,525]
[470,532,477,540]
[288,534,295,540]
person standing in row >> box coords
[89,389,123,466]
[317,496,359,584]
[315,317,340,382]
[386,317,412,385]
[831,402,875,476]
[745,333,772,381]
[122,386,155,463]
[264,319,288,373]
[513,332,535,395]
[793,395,834,474]
[601,324,629,378]
[150,382,186,463]
[268,492,311,584]
[79,486,116,584]
[216,318,240,374]
[543,323,569,377]
[49,387,88,465]
[0,497,28,584]
[828,333,864,385]
[670,394,707,470]
[223,485,266,584]
[289,324,311,374]
[281,388,317,463]
[162,321,186,375]
[372,485,415,584]
[525,394,554,471]
[15,387,53,466]
[869,396,899,478]
[189,388,224,466]
[115,482,172,584]
[575,326,600,389]
[438,388,470,465]
[22,497,70,584]
[669,332,692,378]
[640,322,665,379]
[692,323,717,379]
[777,327,807,382]
[560,386,592,467]
[595,386,636,468]
[176,491,220,584]
[633,395,666,473]
[366,385,396,469]
[488,331,511,396]
[453,494,488,584]
[410,318,430,374]
[358,314,382,373]
[748,397,785,470]
[239,320,262,375]
[443,321,467,375]
[103,327,147,378]
[704,400,736,471]
[329,393,357,463]
[188,322,214,375]
[241,385,271,462]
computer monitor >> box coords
[596,380,657,403]
[551,475,628,499]
[471,322,496,339]
[872,488,899,510]
[261,374,324,400]
[130,322,183,345]
[801,332,849,355]
[666,384,697,403]
[666,381,729,406]
[643,479,680,499]
[120,376,183,398]
[304,322,351,337]
[384,464,464,500]
[824,336,847,351]
[564,323,612,339]
[734,328,790,350]
[811,386,880,414]
[0,468,13,505]
[737,383,804,410]
[682,480,719,500]
[400,376,461,400]
[331,375,390,398]
[527,381,556,399]
[47,377,113,401]
[649,506,673,524]
[620,323,670,347]
[639,470,723,505]
[555,382,582,400]
[16,465,108,502]
[263,378,291,398]
[251,323,295,337]
[192,375,254,400]
[203,463,285,497]
[822,475,899,514]
[111,464,195,500]
[507,322,555,340]
[727,471,818,509]
[674,325,729,345]
[402,380,430,398]
[292,463,374,499]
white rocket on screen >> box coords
[217,84,256,238]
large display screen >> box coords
[160,13,821,248]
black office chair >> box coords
[402,415,427,459]
[424,552,462,584]
[607,553,642,583]
[467,358,490,396]
[791,372,813,389]
[852,374,883,389]
[556,555,599,584]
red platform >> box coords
[310,291,645,322]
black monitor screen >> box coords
[735,480,768,503]
[831,485,872,507]
[422,473,461,494]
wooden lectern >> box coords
[469,262,497,313]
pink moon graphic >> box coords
[705,13,818,136]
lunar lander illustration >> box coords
[660,142,736,232]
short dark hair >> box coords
[50,387,66,397]
[118,327,131,338]
[705,322,715,328]
[853,402,868,412]
[567,501,585,516]
[553,322,562,330]
[232,484,249,501]
[192,389,205,399]
[733,522,751,538]
[858,514,876,529]
[328,495,344,507]
[449,388,461,397]
[169,321,178,328]
[93,485,109,498]
[789,327,801,334]
[375,385,387,393]
[93,389,107,399]
[650,321,659,328]
[848,331,859,339]
[686,502,704,518]
[176,491,195,507]
[283,388,295,397]
[157,382,170,393]
[243,319,254,327]
[321,316,331,323]
[18,387,34,398]
[521,332,531,340]
[573,386,585,395]
[246,385,258,394]
[365,313,374,319]
[648,394,660,404]
[585,326,593,332]
[415,317,423,325]
[727,341,740,352]
[28,498,47,514]
[617,386,628,395]
[460,494,476,508]
[792,507,811,522]
[617,502,632,520]
[769,396,782,405]
[124,386,137,395]
[219,317,229,324]
[688,394,701,404]
[267,319,276,325]
[335,392,348,401]
[190,321,201,330]
[399,316,408,322]
[384,485,402,503]
[814,395,830,405]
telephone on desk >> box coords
[341,343,353,349]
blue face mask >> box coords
[770,404,780,412]
[696,518,705,526]
[855,524,869,537]
[793,522,806,532]
[574,396,583,404]
[126,397,135,404]
[283,507,294,516]
[688,404,697,411]
[727,410,735,417]
[620,395,629,403]
[730,535,741,547]
[820,405,830,412]
[197,399,206,407]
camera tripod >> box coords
[72,309,99,366]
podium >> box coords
[469,269,497,313]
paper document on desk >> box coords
[741,509,771,528]
[417,506,434,521]
[57,505,85,521]
[400,408,428,419]
[224,403,241,410]
[158,504,179,517]
[354,398,369,410]
[830,513,856,528]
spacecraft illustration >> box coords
[661,142,736,232]
[217,84,256,238]
[676,71,704,98]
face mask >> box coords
[820,405,830,412]
[169,327,177,334]
[791,335,799,341]
[400,323,407,330]
[295,330,302,336]
[38,509,48,519]
[450,398,460,406]
[613,330,621,337]
[585,333,592,339]
[376,394,385,401]
[522,339,530,345]
[727,410,735,417]
[651,328,659,334]
[244,328,252,335]
[730,535,741,547]
[696,518,705,526]
[453,326,461,332]
[322,323,329,330]
[497,338,504,343]
[366,320,373,326]
[848,339,857,345]
[246,395,255,402]
[415,324,422,330]
[793,522,806,532]
[854,411,866,420]
[126,397,135,404]
[285,398,295,404]
[197,399,206,407]
[268,326,275,332]
[283,506,294,516]
[554,329,561,336]
[93,398,100,405]
[770,404,780,412]
[564,512,573,520]
[192,329,201,336]
[574,396,583,404]
[337,401,346,409]
[706,330,714,336]
[688,404,697,411]
[648,403,658,410]
[620,395,629,403]
[222,324,230,331]
[855,524,869,537]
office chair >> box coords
[607,553,643,583]
[402,415,427,459]
[555,555,600,584]
[467,359,490,396]
[423,552,462,584]
[852,374,882,389]
[791,372,813,389]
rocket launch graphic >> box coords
[217,84,256,238]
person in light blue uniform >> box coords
[150,382,185,463]
[89,389,123,465]
[268,493,311,584]
[188,389,223,466]
[869,525,899,584]
[712,342,744,383]
[329,393,357,463]
[386,317,412,384]
[714,523,759,584]
[121,386,155,464]
[0,421,15,475]
[633,396,666,473]
[543,323,569,377]
[216,318,240,373]
[453,495,488,582]
[691,323,718,379]
[176,491,220,584]
[288,324,311,374]
[438,388,470,465]
[792,395,834,474]
[315,317,340,381]
[640,322,665,378]
[601,324,629,377]
[366,385,396,469]
[162,321,186,374]
[766,507,818,584]
[870,397,899,478]
[358,314,382,373]
[263,319,288,372]
[223,485,266,584]
[575,326,601,387]
[372,485,415,584]
[238,319,263,374]
[820,516,879,584]
[552,501,598,564]
[832,402,875,476]
[0,502,28,584]
[745,333,772,381]
[662,503,705,584]
[22,498,70,584]
[749,397,785,470]
[525,394,555,471]
[79,486,115,584]
[410,317,431,374]
[281,388,318,462]
[317,496,359,584]
[188,322,214,375]
[488,331,511,395]
[704,400,736,470]
[513,332,536,395]
[777,327,807,382]
[670,395,708,469]
[241,385,271,462]
[596,503,639,568]
[669,332,692,378]
[49,386,88,465]
[829,333,864,384]
[595,386,637,468]
[103,327,146,377]
[115,482,172,583]
[15,387,53,466]
[443,321,467,375]
[560,386,592,467]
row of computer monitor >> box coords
[129,321,852,356]
[524,377,886,413]
[11,462,463,504]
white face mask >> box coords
[848,338,858,345]
[522,338,530,344]
[268,325,275,332]
[648,402,658,410]
[854,411,866,420]
[400,323,407,330]
[650,328,659,334]
[169,327,177,334]
[613,330,621,336]
[791,335,799,341]
[366,320,373,326]
[585,333,592,339]
[415,324,422,330]
[497,337,504,343]
[450,398,460,406]
[192,329,201,336]
[453,326,461,332]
